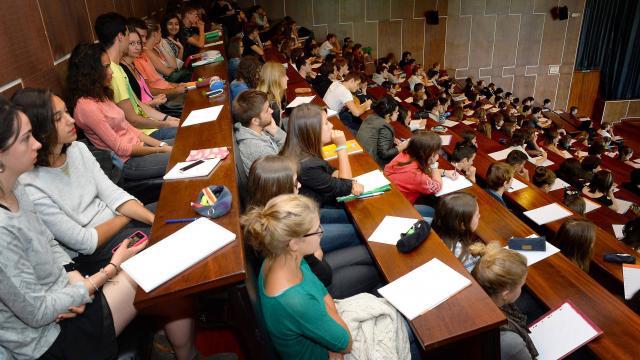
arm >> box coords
[186,21,206,48]
[139,101,181,126]
[324,294,352,353]
[250,44,265,56]
[117,99,176,129]
[376,126,400,161]
[144,48,176,76]
[345,99,370,117]
[300,159,354,199]
[116,200,154,225]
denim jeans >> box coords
[319,208,361,253]
[122,139,174,180]
[150,127,178,140]
[414,205,435,223]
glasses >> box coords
[129,41,142,46]
[303,225,324,238]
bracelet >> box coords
[429,162,439,169]
[108,262,120,274]
[162,114,168,121]
[85,275,100,292]
[159,141,167,147]
[335,145,348,152]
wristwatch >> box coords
[159,142,167,147]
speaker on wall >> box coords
[425,10,439,25]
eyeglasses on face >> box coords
[129,41,142,46]
[303,225,324,238]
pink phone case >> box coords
[111,231,148,254]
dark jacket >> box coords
[356,114,399,167]
[299,156,353,206]
[311,74,333,98]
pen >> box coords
[179,159,205,173]
[358,191,385,199]
[165,217,198,224]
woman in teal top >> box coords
[241,194,352,359]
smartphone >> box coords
[112,231,148,253]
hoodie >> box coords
[383,152,442,203]
[234,122,286,176]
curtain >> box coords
[576,0,640,100]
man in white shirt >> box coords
[323,72,371,116]
[319,33,339,58]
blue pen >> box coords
[165,217,198,224]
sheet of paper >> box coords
[393,96,402,103]
[182,105,224,127]
[121,218,236,292]
[529,302,602,360]
[326,108,338,118]
[576,150,588,158]
[623,264,640,300]
[612,224,625,239]
[409,120,426,130]
[286,95,315,108]
[435,175,473,197]
[439,135,452,146]
[554,110,563,114]
[549,178,571,192]
[508,178,528,193]
[368,216,420,245]
[615,199,633,214]
[378,258,472,320]
[634,158,640,164]
[488,148,513,161]
[163,158,221,180]
[488,107,500,113]
[583,197,601,213]
[354,170,390,193]
[523,203,572,225]
[482,104,493,109]
[528,156,554,167]
[311,63,322,69]
[630,162,640,169]
[441,119,459,128]
[404,97,414,103]
[561,150,574,159]
[505,234,561,266]
[462,120,476,125]
[579,117,591,122]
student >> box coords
[384,131,458,203]
[581,155,602,182]
[251,5,270,30]
[179,7,205,59]
[242,24,265,59]
[506,150,530,181]
[582,170,621,212]
[556,219,596,272]
[399,51,414,69]
[556,158,588,189]
[241,194,352,358]
[588,140,606,157]
[142,19,191,83]
[531,166,556,193]
[563,188,587,215]
[120,30,168,108]
[542,127,566,157]
[622,217,640,252]
[13,88,155,275]
[160,13,184,62]
[280,104,363,206]
[332,58,349,81]
[542,98,552,111]
[450,143,478,183]
[232,90,286,177]
[485,162,515,206]
[311,62,334,98]
[256,62,288,126]
[459,130,479,147]
[432,193,485,271]
[372,63,390,86]
[0,98,201,360]
[67,43,173,181]
[618,145,635,166]
[471,243,538,360]
[356,95,406,167]
[230,56,262,101]
[319,33,340,58]
[622,169,640,197]
[408,66,426,92]
[95,12,180,139]
[323,72,372,116]
[227,36,244,80]
[597,122,619,141]
[508,128,548,166]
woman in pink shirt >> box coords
[67,43,173,181]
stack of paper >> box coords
[615,199,634,214]
[435,175,473,197]
[523,203,572,225]
[528,157,554,167]
[549,178,571,192]
[378,258,472,320]
[488,148,513,161]
[529,302,602,359]
[560,150,574,159]
[182,105,224,127]
[583,197,601,213]
[612,224,625,239]
[462,120,476,125]
[441,119,459,128]
[286,95,315,108]
[508,178,528,193]
[439,135,452,146]
[623,264,640,299]
[409,119,426,130]
[354,170,391,193]
[368,216,420,245]
[163,158,221,180]
[122,218,236,292]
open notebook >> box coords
[121,218,236,292]
[435,175,472,197]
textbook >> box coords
[121,218,236,292]
[378,258,471,320]
[321,140,363,160]
[529,302,602,360]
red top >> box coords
[384,152,442,203]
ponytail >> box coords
[471,242,528,297]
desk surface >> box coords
[134,44,246,310]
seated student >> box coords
[411,87,427,109]
[384,131,458,203]
[508,128,548,166]
[381,80,399,97]
[230,56,262,101]
[588,140,606,158]
[459,130,479,147]
[623,169,640,197]
[319,33,341,58]
[354,73,370,104]
[323,72,372,116]
[280,104,363,206]
[140,19,191,84]
[227,36,243,80]
[179,6,205,59]
[581,155,602,182]
[425,69,441,89]
[432,193,485,271]
[0,98,201,360]
[597,122,620,141]
[356,95,406,167]
[241,194,352,358]
[331,58,349,81]
[311,62,334,98]
[471,243,539,360]
[492,113,505,132]
[232,90,286,177]
[450,143,478,183]
[246,156,377,297]
[13,88,155,275]
[256,62,288,127]
[542,98,552,111]
[485,162,515,206]
[529,107,551,128]
[67,43,173,181]
[531,166,556,193]
[618,145,636,166]
[506,150,530,181]
[557,158,588,189]
[622,217,640,252]
[398,51,414,69]
[160,13,184,63]
[542,127,567,157]
[582,170,621,212]
[296,55,316,81]
[372,63,390,86]
[95,13,180,139]
[408,66,426,91]
[226,9,248,38]
[242,24,265,60]
[477,120,493,139]
[563,188,587,215]
[556,219,596,272]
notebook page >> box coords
[583,197,601,213]
[163,158,221,180]
[354,170,390,193]
[435,175,473,197]
[182,105,224,127]
[368,216,420,245]
[549,178,570,192]
[508,178,528,193]
[623,264,640,300]
[488,148,513,161]
[523,203,572,225]
[286,95,315,108]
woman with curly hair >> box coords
[230,56,262,101]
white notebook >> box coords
[488,148,513,161]
[529,302,602,360]
[182,105,224,127]
[583,197,601,213]
[354,170,390,193]
[528,156,554,167]
[435,175,472,197]
[286,95,315,108]
[508,178,528,193]
[121,218,236,292]
[378,258,471,320]
[549,178,571,192]
[615,199,634,215]
[163,158,221,180]
[612,224,625,239]
[623,264,640,300]
[441,119,459,128]
[368,216,420,245]
[523,203,572,225]
[439,135,452,146]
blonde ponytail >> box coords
[471,241,527,297]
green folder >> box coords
[205,31,221,41]
[336,184,391,203]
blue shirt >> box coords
[228,58,240,81]
[230,79,249,102]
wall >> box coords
[242,0,585,110]
[0,0,167,99]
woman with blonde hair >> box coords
[256,61,288,126]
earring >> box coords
[0,161,4,173]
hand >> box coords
[111,237,148,268]
[174,84,187,94]
[150,94,167,106]
[393,138,402,146]
[351,181,364,196]
[364,99,372,110]
[331,130,347,147]
[329,352,344,360]
[264,118,279,135]
[396,139,409,152]
[197,19,205,30]
[444,170,459,180]
[467,165,477,178]
[165,119,180,128]
[161,145,173,153]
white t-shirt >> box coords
[319,41,334,58]
[408,75,424,92]
[323,81,353,112]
